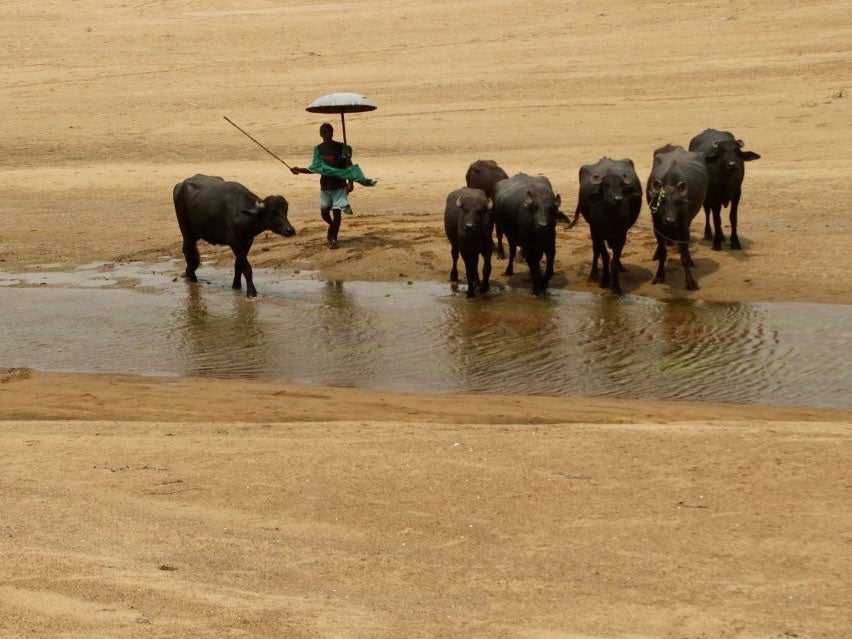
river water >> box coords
[1,261,850,409]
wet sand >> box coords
[2,1,852,637]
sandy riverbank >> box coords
[2,1,852,636]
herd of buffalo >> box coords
[173,128,759,298]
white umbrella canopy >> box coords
[306,92,377,144]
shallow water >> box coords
[1,261,850,408]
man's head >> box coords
[319,122,334,142]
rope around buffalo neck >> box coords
[649,189,687,245]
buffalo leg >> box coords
[182,237,200,282]
[679,242,698,290]
[526,249,544,295]
[232,242,257,297]
[504,241,516,276]
[480,243,492,294]
[610,236,626,295]
[462,252,479,298]
[239,256,258,298]
[651,234,667,285]
[590,228,601,279]
[729,190,742,250]
[711,202,724,251]
[543,236,556,291]
[450,244,459,282]
[494,218,506,260]
[593,231,610,289]
[703,203,712,240]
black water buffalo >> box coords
[465,160,509,258]
[572,157,642,295]
[688,129,761,250]
[173,174,296,297]
[444,187,493,298]
[646,146,709,290]
[493,173,562,295]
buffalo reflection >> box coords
[172,284,267,378]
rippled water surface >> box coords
[2,262,850,408]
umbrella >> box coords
[306,92,377,145]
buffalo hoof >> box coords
[247,289,258,298]
[449,270,458,282]
[730,238,742,250]
[599,274,611,289]
[652,275,664,285]
[503,268,513,277]
[479,281,490,294]
[185,272,198,283]
[712,241,722,251]
[685,278,698,291]
[466,289,476,299]
[612,286,625,296]
[618,264,628,273]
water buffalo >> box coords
[173,174,296,297]
[444,187,493,298]
[572,157,642,295]
[465,160,509,258]
[646,146,709,290]
[689,128,761,250]
[493,173,562,295]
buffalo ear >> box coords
[738,150,761,161]
[556,211,571,224]
[455,196,464,208]
[524,191,534,205]
[486,198,493,210]
[554,193,562,209]
[240,207,259,217]
[676,181,688,196]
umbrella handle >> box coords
[340,112,347,145]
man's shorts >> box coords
[320,188,352,214]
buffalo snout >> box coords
[273,220,296,237]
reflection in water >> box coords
[172,283,267,379]
[441,294,562,394]
[308,280,380,386]
[0,264,850,409]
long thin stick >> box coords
[223,116,292,170]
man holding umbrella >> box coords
[291,93,378,249]
[291,122,358,249]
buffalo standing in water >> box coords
[465,160,509,258]
[173,174,296,297]
[494,173,562,295]
[646,146,709,290]
[689,129,761,250]
[444,187,493,298]
[572,157,642,295]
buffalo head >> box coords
[523,189,561,231]
[241,196,296,237]
[455,192,492,235]
[703,138,761,174]
[648,180,692,240]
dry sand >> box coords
[2,1,852,637]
